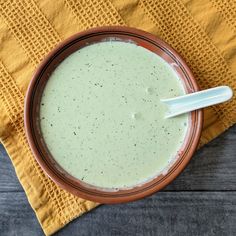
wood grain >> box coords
[0,147,23,192]
[57,192,236,236]
[0,192,235,236]
[0,192,43,236]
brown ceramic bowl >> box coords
[24,26,203,204]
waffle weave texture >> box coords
[0,0,235,235]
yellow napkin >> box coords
[0,0,235,235]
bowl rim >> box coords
[24,26,203,204]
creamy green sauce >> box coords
[40,41,188,189]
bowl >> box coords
[24,26,203,203]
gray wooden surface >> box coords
[0,125,235,236]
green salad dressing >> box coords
[40,41,189,189]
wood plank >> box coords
[0,145,23,192]
[58,192,236,236]
[0,192,43,236]
[0,192,235,236]
[0,125,235,192]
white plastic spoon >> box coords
[161,86,233,118]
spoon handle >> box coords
[161,86,233,118]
